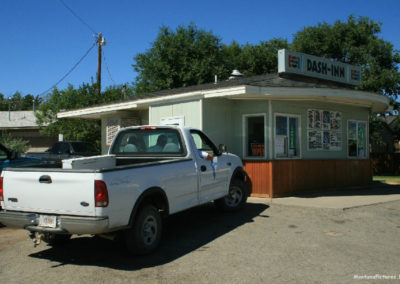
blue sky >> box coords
[1,0,399,97]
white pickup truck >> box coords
[0,126,247,255]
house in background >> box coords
[0,111,57,152]
[57,50,391,197]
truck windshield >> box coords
[110,128,185,156]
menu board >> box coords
[307,109,342,151]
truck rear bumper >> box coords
[0,211,109,234]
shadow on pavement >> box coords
[292,182,400,199]
[29,202,268,270]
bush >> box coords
[0,131,29,154]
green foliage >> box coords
[222,38,289,77]
[133,24,225,94]
[0,131,29,154]
[291,15,400,99]
[36,82,134,148]
[369,115,388,147]
[133,24,288,94]
[0,92,42,111]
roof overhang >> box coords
[57,85,390,119]
[240,86,390,113]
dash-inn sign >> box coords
[278,49,361,85]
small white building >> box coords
[0,111,56,152]
[58,50,391,197]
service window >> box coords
[348,121,367,158]
[275,114,300,158]
[243,114,266,158]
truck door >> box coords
[189,130,230,203]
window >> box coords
[190,130,218,155]
[110,128,185,156]
[243,114,266,158]
[275,115,300,158]
[348,121,367,158]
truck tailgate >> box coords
[2,170,97,216]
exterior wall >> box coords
[220,99,369,160]
[5,129,57,153]
[201,98,371,197]
[149,99,202,128]
[202,99,234,151]
[271,100,369,160]
[244,159,372,198]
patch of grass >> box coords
[373,176,400,185]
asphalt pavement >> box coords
[0,182,399,283]
[256,182,400,210]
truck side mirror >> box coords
[218,144,227,153]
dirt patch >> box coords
[0,226,29,251]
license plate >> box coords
[38,215,57,228]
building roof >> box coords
[58,73,391,119]
[0,111,39,129]
[120,73,356,100]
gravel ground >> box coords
[0,199,399,283]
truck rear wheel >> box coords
[125,204,162,255]
[215,180,247,211]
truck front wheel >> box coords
[125,204,162,255]
[215,180,247,211]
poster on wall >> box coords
[308,131,322,150]
[307,109,321,129]
[307,109,342,151]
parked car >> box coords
[26,141,100,163]
[0,126,248,255]
[0,143,46,173]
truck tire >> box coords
[215,180,247,211]
[125,204,162,255]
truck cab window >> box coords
[190,130,218,155]
[110,128,185,156]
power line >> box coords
[39,42,96,96]
[58,0,97,35]
[102,49,116,85]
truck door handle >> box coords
[200,165,207,172]
[39,175,52,184]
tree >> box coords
[35,82,134,148]
[291,15,400,100]
[221,38,288,77]
[133,24,225,94]
[133,24,289,94]
[0,92,42,111]
[0,131,29,153]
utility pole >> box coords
[96,33,106,97]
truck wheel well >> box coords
[231,167,251,196]
[129,187,169,226]
[231,167,246,183]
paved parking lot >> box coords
[1,184,400,283]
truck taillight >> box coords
[0,177,3,202]
[95,180,108,207]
